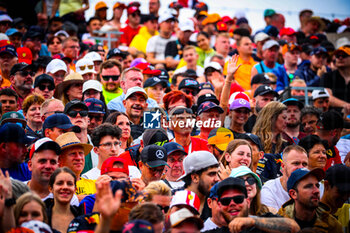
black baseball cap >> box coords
[197,93,219,106]
[199,82,215,92]
[159,69,169,81]
[197,101,224,116]
[325,164,350,193]
[34,74,54,88]
[236,133,263,151]
[140,145,169,168]
[64,99,89,113]
[0,123,30,144]
[178,78,199,91]
[22,25,44,41]
[142,128,169,146]
[317,110,344,130]
[9,62,32,76]
[144,76,168,88]
[251,74,271,86]
[163,142,187,156]
[184,69,197,78]
[282,98,304,110]
[217,177,247,198]
[253,85,278,97]
[107,48,126,60]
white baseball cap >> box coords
[312,89,330,100]
[76,58,96,75]
[85,51,102,62]
[204,61,222,72]
[262,39,279,51]
[124,86,148,100]
[170,208,203,229]
[46,59,67,74]
[82,80,103,93]
[158,13,174,24]
[170,190,200,214]
[254,32,270,44]
[177,151,218,181]
[179,19,194,32]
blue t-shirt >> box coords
[2,162,32,181]
[254,61,282,74]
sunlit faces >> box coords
[230,108,250,126]
[101,66,121,92]
[123,93,148,119]
[263,46,279,63]
[308,144,327,170]
[290,175,320,209]
[301,114,318,135]
[145,84,165,104]
[25,104,42,125]
[115,114,131,140]
[218,189,249,218]
[197,167,220,196]
[282,150,308,178]
[121,70,143,90]
[238,174,257,201]
[83,89,101,100]
[166,152,185,180]
[29,150,59,183]
[95,135,121,161]
[0,94,17,113]
[17,200,45,225]
[197,34,210,51]
[286,105,301,128]
[59,146,85,175]
[273,110,287,133]
[50,172,76,204]
[183,48,198,66]
[66,83,83,100]
[139,162,165,185]
[63,40,80,60]
[313,97,329,112]
[170,112,193,135]
[225,145,252,169]
[12,69,34,91]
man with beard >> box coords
[27,138,61,199]
[8,63,34,109]
[123,86,148,139]
[203,177,300,233]
[163,142,187,190]
[278,168,342,232]
[282,98,307,145]
[99,60,123,104]
[261,145,308,210]
[244,85,278,133]
[178,150,219,214]
[315,110,343,170]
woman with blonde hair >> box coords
[252,101,288,154]
[143,181,172,214]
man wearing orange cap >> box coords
[0,40,17,87]
[202,13,221,47]
[105,2,126,30]
[321,46,350,114]
[94,1,108,24]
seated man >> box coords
[312,89,330,112]
[42,113,79,140]
[84,98,106,135]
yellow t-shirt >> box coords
[59,0,83,17]
[233,56,257,91]
[76,177,96,195]
[129,26,158,54]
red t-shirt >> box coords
[172,136,209,154]
[120,25,141,46]
[324,146,342,171]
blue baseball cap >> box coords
[84,98,106,114]
[163,142,187,156]
[0,123,30,144]
[5,28,22,37]
[197,101,224,116]
[282,98,304,110]
[310,46,327,56]
[209,182,219,199]
[43,113,80,132]
[144,76,168,88]
[287,168,325,192]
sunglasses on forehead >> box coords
[219,195,245,206]
[102,75,120,81]
[79,65,94,71]
[171,107,193,116]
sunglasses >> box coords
[102,75,120,81]
[171,108,193,116]
[131,13,140,17]
[67,110,88,118]
[17,70,35,77]
[79,65,94,71]
[335,53,350,59]
[219,195,245,206]
[89,114,103,121]
[38,84,55,91]
[157,205,169,213]
[239,177,257,185]
[183,89,198,96]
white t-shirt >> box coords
[201,218,219,232]
[146,35,176,60]
[174,65,204,76]
[261,177,325,211]
[260,177,290,211]
[81,167,100,180]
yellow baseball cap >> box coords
[207,127,234,151]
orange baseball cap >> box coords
[95,1,108,11]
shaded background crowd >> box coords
[0,0,350,233]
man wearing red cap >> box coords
[120,4,141,46]
[0,40,17,87]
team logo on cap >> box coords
[153,77,160,82]
[156,150,165,159]
[239,99,247,104]
[10,113,18,118]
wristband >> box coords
[5,197,16,207]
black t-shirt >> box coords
[295,216,317,230]
[164,40,197,59]
[321,70,350,103]
[244,114,257,133]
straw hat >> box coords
[55,132,93,155]
[54,72,84,99]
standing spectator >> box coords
[295,46,328,87]
[174,46,204,77]
[281,98,306,145]
[0,40,18,86]
[40,99,65,122]
[9,63,35,109]
[144,76,167,105]
[94,2,108,24]
[47,36,62,57]
[274,43,301,92]
[213,33,231,62]
[251,40,281,77]
[146,13,176,67]
[312,89,330,112]
[105,112,133,150]
[207,127,233,160]
[229,99,251,137]
[120,5,141,46]
[75,58,97,81]
[163,142,187,190]
[169,208,203,233]
[105,2,126,30]
[253,32,270,62]
[143,181,172,214]
[148,0,160,17]
[42,113,78,141]
[22,26,44,60]
[195,101,223,140]
[195,32,216,67]
[82,17,102,41]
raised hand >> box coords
[218,163,231,181]
[0,170,12,199]
[95,181,123,219]
[226,54,242,81]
